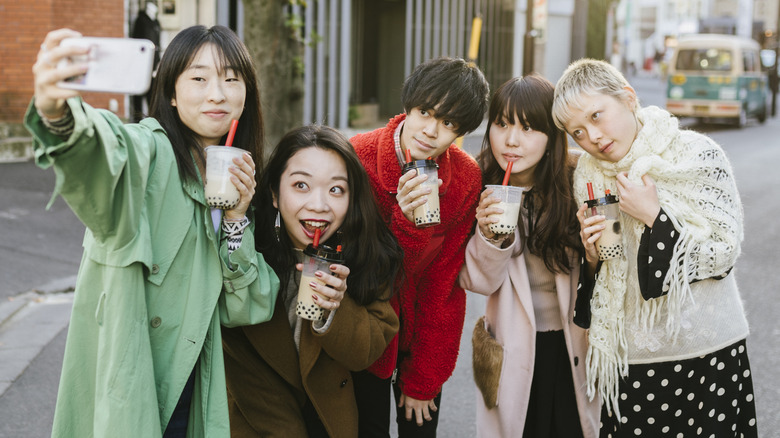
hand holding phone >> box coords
[57,37,156,95]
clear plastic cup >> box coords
[584,193,624,260]
[204,145,247,209]
[296,243,345,321]
[485,185,525,234]
[402,159,440,227]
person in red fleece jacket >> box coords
[350,57,489,437]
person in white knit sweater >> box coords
[459,75,600,438]
[551,58,758,437]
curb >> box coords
[0,137,33,163]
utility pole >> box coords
[571,0,588,62]
[522,0,535,75]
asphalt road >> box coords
[1,73,778,437]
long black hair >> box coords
[477,75,582,273]
[149,25,264,184]
[254,125,404,305]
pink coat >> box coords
[458,230,600,438]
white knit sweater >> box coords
[573,106,749,413]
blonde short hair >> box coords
[551,58,638,130]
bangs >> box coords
[489,75,554,134]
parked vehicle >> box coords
[666,34,768,127]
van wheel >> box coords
[758,103,767,124]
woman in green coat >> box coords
[26,26,279,437]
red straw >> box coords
[336,245,342,253]
[405,149,412,163]
[312,228,321,248]
[501,161,513,185]
[225,119,239,147]
[587,182,597,215]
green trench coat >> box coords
[24,99,279,438]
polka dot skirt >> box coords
[600,339,758,438]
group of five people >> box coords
[28,24,756,437]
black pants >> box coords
[352,370,443,438]
[523,330,584,438]
[163,369,196,438]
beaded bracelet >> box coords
[38,107,75,138]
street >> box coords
[1,73,779,437]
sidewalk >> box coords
[0,277,76,398]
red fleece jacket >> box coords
[350,114,481,400]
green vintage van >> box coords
[666,34,768,127]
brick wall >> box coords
[0,0,126,123]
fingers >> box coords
[226,152,256,218]
[396,169,433,221]
[34,29,87,118]
[310,264,349,311]
[577,203,603,263]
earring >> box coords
[274,210,281,242]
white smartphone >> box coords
[57,37,156,95]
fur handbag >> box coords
[472,315,503,409]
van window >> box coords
[675,48,733,72]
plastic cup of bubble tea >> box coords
[485,185,525,235]
[584,192,623,260]
[402,159,440,227]
[296,243,345,321]
[204,145,247,209]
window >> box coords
[675,48,733,72]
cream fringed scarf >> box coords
[573,106,743,418]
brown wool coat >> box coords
[222,293,398,437]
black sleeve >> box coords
[574,257,602,329]
[637,208,680,300]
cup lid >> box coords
[303,243,345,263]
[402,159,438,173]
[586,193,619,208]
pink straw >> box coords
[501,161,513,185]
[225,119,239,147]
[313,228,321,248]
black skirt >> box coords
[600,339,757,438]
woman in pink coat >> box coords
[459,75,600,437]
